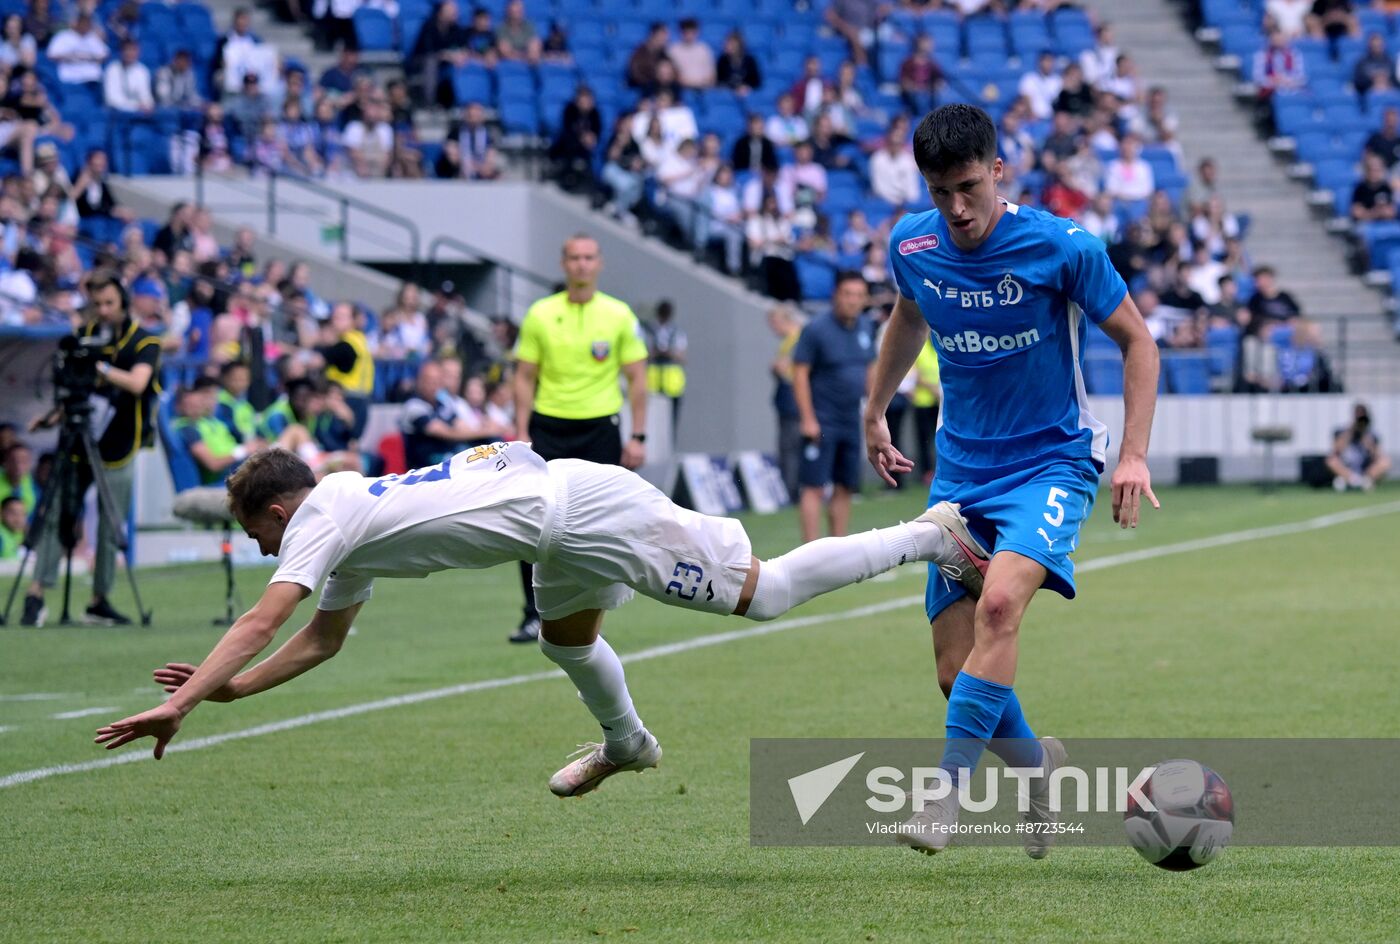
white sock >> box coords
[539,635,646,760]
[745,524,927,621]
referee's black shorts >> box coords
[528,412,623,465]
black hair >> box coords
[191,376,221,392]
[912,104,998,179]
[219,360,250,379]
[1,495,23,510]
[834,270,867,291]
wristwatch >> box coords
[630,433,647,443]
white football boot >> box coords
[895,789,961,856]
[548,731,662,797]
[912,502,992,598]
[1021,736,1068,860]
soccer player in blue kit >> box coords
[863,104,1161,858]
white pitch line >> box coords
[50,707,121,721]
[3,500,1397,791]
[0,693,74,702]
[0,726,14,735]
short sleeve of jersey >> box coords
[269,501,349,594]
[514,308,543,365]
[887,225,917,299]
[791,324,817,366]
[318,572,374,611]
[618,309,648,364]
[1058,224,1128,324]
[177,423,201,450]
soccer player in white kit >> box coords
[97,444,990,795]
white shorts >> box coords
[534,459,754,621]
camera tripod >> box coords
[3,409,152,627]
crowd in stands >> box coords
[1202,0,1400,341]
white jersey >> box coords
[271,441,553,611]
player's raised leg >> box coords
[737,502,987,619]
[538,608,661,797]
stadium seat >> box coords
[963,16,1008,59]
[451,66,493,107]
[794,254,837,300]
[1083,354,1123,395]
[156,394,203,493]
[1205,326,1240,381]
[498,99,540,135]
[1164,354,1212,395]
[352,8,395,52]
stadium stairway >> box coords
[1081,0,1400,391]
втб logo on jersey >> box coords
[932,272,1025,310]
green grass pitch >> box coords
[2,485,1399,942]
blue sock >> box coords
[987,690,1044,770]
[940,671,1014,785]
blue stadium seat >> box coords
[139,3,178,40]
[451,66,493,106]
[399,15,427,56]
[614,20,650,52]
[538,65,578,100]
[877,37,911,85]
[570,20,606,46]
[498,99,540,135]
[1358,9,1390,38]
[496,59,535,96]
[157,395,203,493]
[963,16,1008,59]
[1164,354,1212,395]
[352,8,394,51]
[922,13,961,55]
[1083,354,1123,395]
[794,254,837,300]
[1219,24,1264,65]
[1205,326,1240,380]
[1362,220,1400,271]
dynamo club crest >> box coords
[591,340,611,361]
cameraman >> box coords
[22,271,161,627]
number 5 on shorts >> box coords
[1043,487,1069,527]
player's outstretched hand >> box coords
[93,702,184,759]
[1111,455,1160,529]
[864,412,914,487]
[153,663,238,702]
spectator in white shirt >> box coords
[342,96,394,177]
[765,93,810,147]
[667,18,715,90]
[629,89,698,155]
[45,13,108,86]
[657,138,711,243]
[1017,52,1062,121]
[1079,22,1118,88]
[742,164,796,216]
[1267,0,1312,39]
[103,39,154,113]
[704,163,745,273]
[1103,134,1155,202]
[869,127,922,206]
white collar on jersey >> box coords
[1000,198,1021,215]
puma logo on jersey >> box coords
[1066,225,1084,236]
[923,278,941,298]
[1036,528,1058,551]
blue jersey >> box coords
[888,201,1128,483]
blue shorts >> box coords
[799,425,863,491]
[924,458,1102,623]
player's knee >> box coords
[975,589,1021,640]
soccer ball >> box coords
[1123,759,1234,871]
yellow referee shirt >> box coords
[515,290,648,419]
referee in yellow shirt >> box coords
[510,233,649,643]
